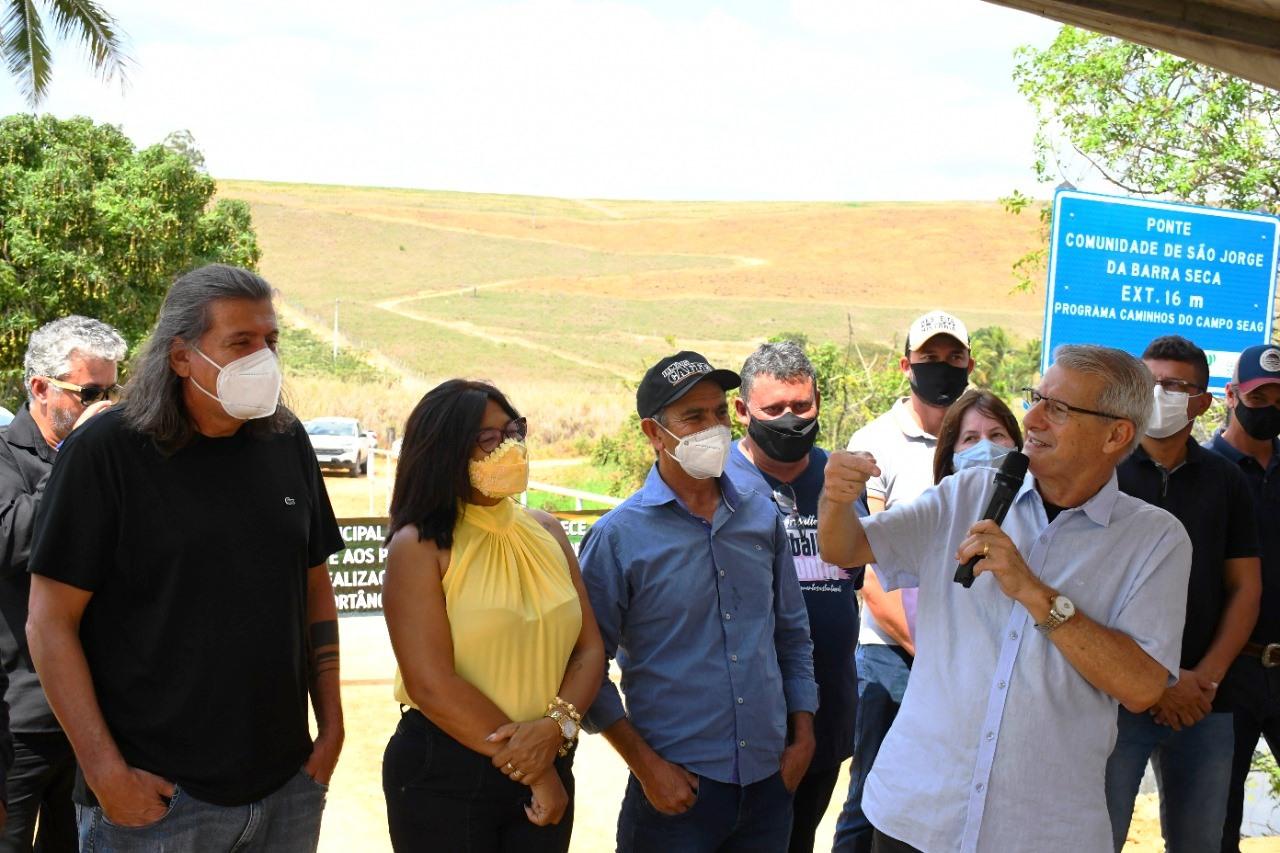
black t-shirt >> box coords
[29,408,343,806]
[1206,431,1280,644]
[1118,439,1259,678]
[725,442,862,773]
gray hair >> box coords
[1051,344,1152,452]
[740,341,817,402]
[122,264,293,451]
[23,316,127,400]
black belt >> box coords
[1241,642,1280,668]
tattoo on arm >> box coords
[309,619,340,678]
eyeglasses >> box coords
[476,417,527,453]
[44,377,121,406]
[1021,387,1122,425]
[1154,378,1205,396]
[772,482,798,519]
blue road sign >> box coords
[1043,190,1280,395]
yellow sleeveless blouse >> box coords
[394,498,582,722]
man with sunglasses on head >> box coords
[1104,336,1260,853]
[819,344,1192,853]
[0,315,126,853]
[1206,343,1280,853]
[580,351,817,852]
[723,340,863,853]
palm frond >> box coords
[45,0,128,85]
[1,0,52,108]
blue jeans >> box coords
[1104,707,1235,853]
[1218,655,1280,853]
[832,644,912,853]
[616,771,793,853]
[75,766,326,853]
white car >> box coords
[304,417,369,477]
[0,406,13,429]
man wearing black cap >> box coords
[1206,343,1280,852]
[580,351,819,852]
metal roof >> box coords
[982,1,1280,89]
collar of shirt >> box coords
[1129,435,1207,475]
[1209,429,1280,475]
[5,404,56,464]
[890,397,936,441]
[1016,469,1120,529]
[638,462,740,515]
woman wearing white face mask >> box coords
[931,389,1024,486]
[380,379,604,853]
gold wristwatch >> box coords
[545,704,580,757]
[1035,592,1076,634]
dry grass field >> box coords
[220,180,1047,446]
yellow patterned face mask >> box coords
[468,437,530,499]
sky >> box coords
[0,0,1069,201]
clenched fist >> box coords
[823,451,879,505]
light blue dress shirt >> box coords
[859,467,1191,853]
[580,464,818,786]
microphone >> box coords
[953,450,1030,588]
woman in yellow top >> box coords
[381,379,604,852]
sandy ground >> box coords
[318,474,1280,852]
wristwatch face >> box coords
[1053,595,1075,618]
[560,718,579,740]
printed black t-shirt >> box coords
[29,408,344,807]
[726,441,863,773]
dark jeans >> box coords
[616,771,794,853]
[1219,656,1280,853]
[1104,708,1234,853]
[833,645,912,853]
[0,732,77,853]
[870,829,922,853]
[383,708,575,853]
[788,765,839,853]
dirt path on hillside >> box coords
[275,300,430,392]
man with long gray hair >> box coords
[818,344,1193,853]
[26,265,345,853]
[0,314,125,852]
[724,340,863,853]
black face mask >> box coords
[1233,398,1280,441]
[748,412,819,463]
[909,361,969,407]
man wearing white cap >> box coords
[832,310,973,853]
[1206,343,1280,852]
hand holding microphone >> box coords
[954,451,1029,589]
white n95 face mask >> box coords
[1146,385,1192,439]
[659,422,732,480]
[191,345,283,420]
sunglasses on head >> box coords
[45,377,121,406]
[475,417,527,453]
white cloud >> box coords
[0,0,1064,199]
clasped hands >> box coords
[488,717,568,826]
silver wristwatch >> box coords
[1035,593,1076,634]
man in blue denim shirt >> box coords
[580,351,818,853]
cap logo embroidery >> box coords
[1261,349,1280,373]
[661,360,711,386]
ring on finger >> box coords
[504,762,515,772]
[982,542,990,557]
[511,769,525,779]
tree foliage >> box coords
[0,114,260,406]
[2,0,128,107]
[1005,27,1280,289]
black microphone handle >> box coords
[952,486,1017,588]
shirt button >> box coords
[997,680,1007,690]
[731,654,738,662]
[985,731,995,742]
[1008,630,1019,640]
[754,544,762,550]
[737,697,744,704]
[719,570,725,577]
[975,782,985,793]
[739,740,747,748]
[724,613,732,621]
